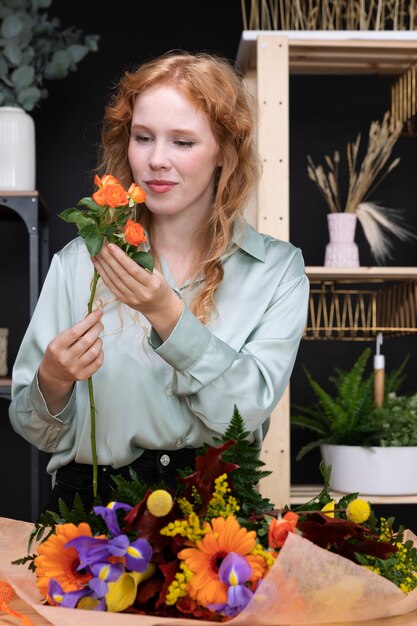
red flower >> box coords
[268,511,299,548]
[124,219,147,246]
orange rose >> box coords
[124,219,147,246]
[93,184,128,208]
[94,174,120,188]
[92,187,107,206]
[268,511,299,548]
[128,182,147,204]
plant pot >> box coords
[320,444,417,495]
[0,106,35,191]
[324,213,359,267]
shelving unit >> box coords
[291,485,417,505]
[0,192,49,401]
[305,267,417,340]
[236,31,417,508]
[0,191,49,520]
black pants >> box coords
[45,448,198,514]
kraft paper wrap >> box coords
[1,516,417,626]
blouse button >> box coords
[166,386,173,396]
[176,438,183,448]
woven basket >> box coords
[0,328,8,377]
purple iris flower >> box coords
[65,536,112,569]
[208,552,254,618]
[107,534,152,572]
[219,552,252,586]
[88,561,124,597]
[48,579,106,611]
[66,533,152,574]
[224,584,254,617]
[93,502,132,537]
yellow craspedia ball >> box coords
[146,489,174,517]
[346,498,371,523]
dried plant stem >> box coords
[306,111,415,262]
[243,0,417,30]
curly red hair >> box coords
[98,51,260,322]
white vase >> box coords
[0,106,36,191]
[320,444,417,495]
[324,213,359,267]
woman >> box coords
[9,51,309,511]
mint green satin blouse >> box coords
[9,220,309,477]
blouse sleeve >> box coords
[148,247,309,435]
[8,253,77,453]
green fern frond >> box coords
[385,354,409,395]
[295,436,330,461]
[290,413,329,436]
[214,405,275,514]
[332,348,371,408]
[110,467,148,505]
[305,370,348,428]
[291,403,330,430]
[292,348,410,458]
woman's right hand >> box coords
[38,309,104,414]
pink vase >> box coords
[324,213,359,267]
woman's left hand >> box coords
[92,242,184,341]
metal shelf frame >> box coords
[0,191,49,521]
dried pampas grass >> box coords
[307,111,416,263]
[356,202,417,264]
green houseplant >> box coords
[291,348,417,495]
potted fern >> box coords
[291,348,417,495]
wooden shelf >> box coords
[306,266,417,282]
[237,30,417,75]
[0,377,11,400]
[291,484,417,505]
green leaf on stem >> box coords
[59,208,96,230]
[130,250,154,272]
[78,197,103,211]
[83,232,104,256]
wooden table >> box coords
[4,594,417,626]
[3,594,52,625]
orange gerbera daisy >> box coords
[178,516,266,607]
[34,523,94,599]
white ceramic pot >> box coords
[0,106,36,191]
[320,443,417,495]
[324,213,359,267]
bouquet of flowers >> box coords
[12,409,417,623]
[59,174,153,499]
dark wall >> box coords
[1,1,416,528]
